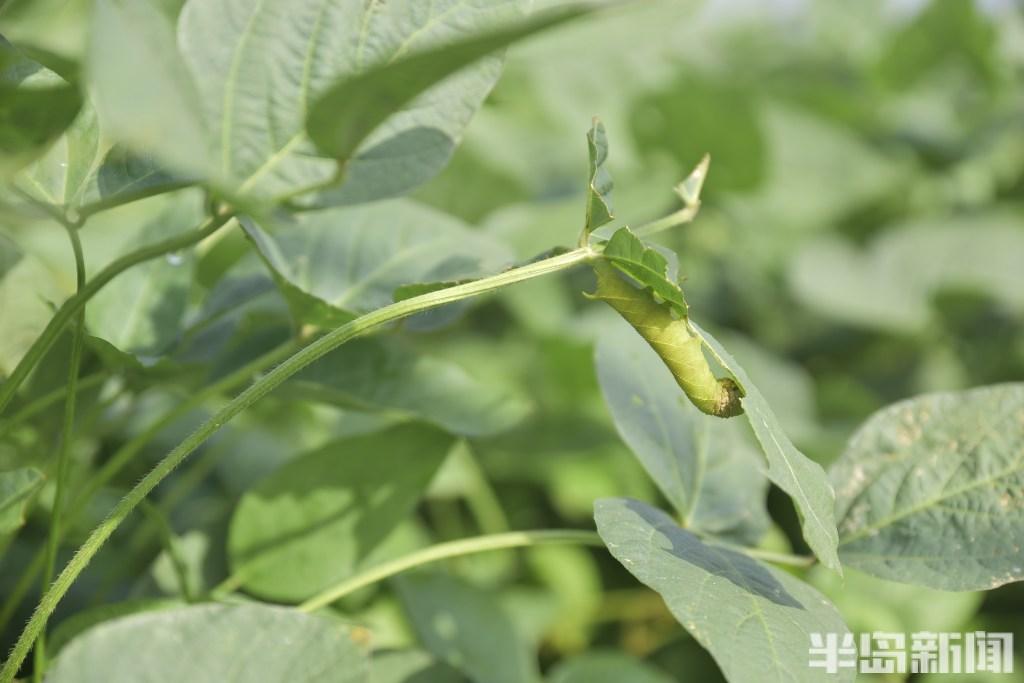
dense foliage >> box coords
[1,0,1022,681]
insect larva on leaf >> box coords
[591,260,744,418]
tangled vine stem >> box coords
[0,211,235,419]
[0,246,595,681]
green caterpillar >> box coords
[592,261,744,418]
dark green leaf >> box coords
[228,424,454,602]
[832,383,1024,591]
[595,498,853,683]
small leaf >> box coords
[674,153,710,206]
[832,383,1024,591]
[595,498,853,683]
[396,572,539,683]
[691,323,842,572]
[583,118,614,235]
[228,424,454,602]
[0,467,44,535]
[595,323,769,544]
[601,227,687,317]
[308,6,589,163]
[285,337,530,438]
[46,603,370,682]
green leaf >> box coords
[285,338,530,438]
[549,651,675,683]
[788,214,1024,334]
[0,466,44,535]
[370,650,463,683]
[46,603,370,682]
[595,323,769,544]
[601,227,687,317]
[583,118,614,235]
[832,383,1024,591]
[0,49,82,179]
[88,0,212,178]
[307,5,588,164]
[174,0,556,207]
[13,102,182,216]
[85,196,202,358]
[241,199,512,327]
[396,572,539,683]
[228,424,454,602]
[691,323,842,573]
[594,498,853,683]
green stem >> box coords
[630,203,701,238]
[0,211,235,419]
[0,342,295,634]
[33,223,86,682]
[0,246,593,682]
[0,374,106,440]
[297,530,604,613]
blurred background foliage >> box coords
[2,0,1023,680]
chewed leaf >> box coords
[601,227,687,317]
[584,118,614,235]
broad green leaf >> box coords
[14,102,182,217]
[86,196,202,358]
[595,323,769,544]
[285,338,530,437]
[594,498,853,683]
[788,214,1024,334]
[241,200,513,327]
[46,603,370,683]
[583,118,613,235]
[0,48,81,179]
[549,651,675,683]
[832,384,1024,591]
[228,424,454,602]
[89,0,211,177]
[396,572,539,683]
[691,323,842,572]
[48,598,184,657]
[175,0,545,207]
[0,466,43,535]
[601,227,687,317]
[371,650,462,683]
[308,5,588,163]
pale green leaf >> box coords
[370,650,462,683]
[285,338,530,437]
[228,424,454,602]
[595,322,769,544]
[241,199,512,327]
[0,466,44,535]
[832,383,1024,591]
[583,117,613,234]
[594,498,853,683]
[46,603,370,682]
[601,227,687,317]
[396,572,539,683]
[691,323,842,573]
[89,0,211,177]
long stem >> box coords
[0,342,295,634]
[33,224,86,682]
[0,211,235,419]
[297,530,604,613]
[0,246,593,682]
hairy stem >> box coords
[0,246,593,682]
[0,211,235,419]
[297,530,604,612]
[33,223,86,682]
